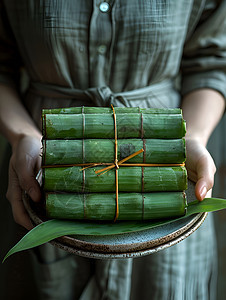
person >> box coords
[0,1,225,299]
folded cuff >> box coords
[181,70,226,100]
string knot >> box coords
[114,159,119,169]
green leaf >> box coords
[3,197,226,262]
[188,197,226,214]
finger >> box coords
[195,154,216,201]
[19,173,42,203]
[11,194,33,230]
[185,167,197,183]
[7,164,33,230]
[15,155,42,203]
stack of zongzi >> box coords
[42,107,187,221]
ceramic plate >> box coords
[23,180,207,258]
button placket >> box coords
[88,1,113,86]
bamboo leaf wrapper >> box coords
[42,107,182,115]
[42,138,186,165]
[45,192,187,221]
[43,113,186,139]
[43,166,187,192]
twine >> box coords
[81,105,144,221]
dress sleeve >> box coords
[0,1,22,88]
[181,0,226,99]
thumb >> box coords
[195,153,216,201]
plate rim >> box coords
[48,212,207,259]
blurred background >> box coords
[208,113,226,300]
[0,111,225,299]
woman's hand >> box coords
[185,137,216,201]
[6,134,42,230]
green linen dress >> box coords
[0,0,226,299]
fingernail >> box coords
[200,186,207,200]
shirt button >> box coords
[99,2,110,13]
[79,46,84,52]
[98,45,107,54]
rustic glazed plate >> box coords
[23,180,207,258]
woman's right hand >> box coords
[6,134,42,230]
